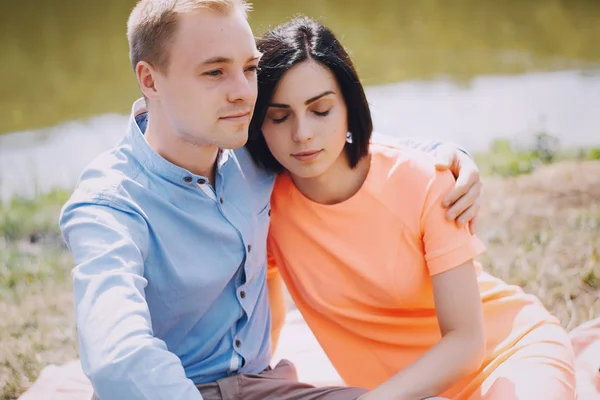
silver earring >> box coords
[346,131,353,144]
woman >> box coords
[246,17,577,400]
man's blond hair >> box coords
[127,0,251,73]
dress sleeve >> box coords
[420,169,486,276]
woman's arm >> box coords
[359,260,485,400]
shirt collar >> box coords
[126,98,231,185]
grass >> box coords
[476,160,600,329]
[0,191,77,400]
[0,144,599,398]
[474,133,600,178]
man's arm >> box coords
[60,199,202,400]
[392,137,443,154]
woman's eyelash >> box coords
[314,109,330,117]
[271,109,330,124]
[272,115,289,124]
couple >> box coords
[59,0,576,399]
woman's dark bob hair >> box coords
[246,16,373,173]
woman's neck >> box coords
[291,152,371,205]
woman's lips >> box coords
[292,150,322,163]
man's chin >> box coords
[219,130,249,149]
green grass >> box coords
[0,190,69,242]
[0,189,77,400]
[473,132,600,177]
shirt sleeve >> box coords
[60,198,202,400]
[266,243,286,353]
[394,137,471,157]
[420,170,486,276]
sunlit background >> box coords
[1,0,600,200]
[1,1,599,398]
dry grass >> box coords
[477,160,600,329]
[0,278,77,399]
[0,161,599,399]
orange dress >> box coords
[267,135,576,399]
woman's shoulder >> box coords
[369,132,440,185]
[365,133,450,236]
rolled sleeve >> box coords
[60,197,202,400]
[420,170,486,276]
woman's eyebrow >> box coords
[305,91,335,105]
[268,90,335,108]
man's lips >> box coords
[291,150,322,162]
[220,111,251,121]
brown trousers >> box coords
[196,359,368,400]
[91,359,367,400]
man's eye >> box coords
[204,70,222,77]
[245,66,260,73]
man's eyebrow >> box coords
[268,91,335,109]
[198,55,261,66]
[199,56,232,66]
[246,55,261,63]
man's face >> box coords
[154,8,260,149]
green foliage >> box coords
[474,131,599,177]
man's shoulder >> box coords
[66,146,144,211]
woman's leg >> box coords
[476,324,576,399]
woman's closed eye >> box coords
[270,108,331,124]
[313,109,331,117]
[271,115,289,124]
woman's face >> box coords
[261,60,349,179]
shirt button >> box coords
[235,339,241,348]
[240,290,246,299]
[268,209,271,217]
[220,197,224,204]
[247,244,252,253]
[183,176,193,183]
[197,178,207,184]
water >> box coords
[1,0,600,200]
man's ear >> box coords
[136,61,160,100]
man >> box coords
[59,1,482,399]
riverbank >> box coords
[2,69,600,203]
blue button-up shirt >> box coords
[59,99,275,400]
